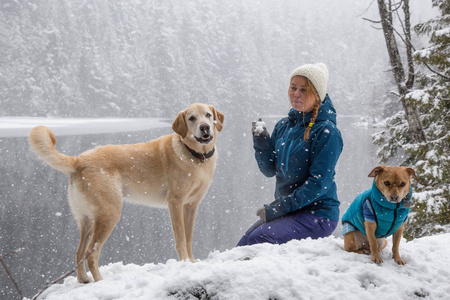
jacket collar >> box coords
[288,94,337,127]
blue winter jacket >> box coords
[254,95,343,222]
[341,181,412,238]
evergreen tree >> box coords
[373,0,450,239]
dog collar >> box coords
[402,193,412,208]
[184,144,215,163]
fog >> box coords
[0,0,433,298]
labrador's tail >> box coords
[29,126,76,174]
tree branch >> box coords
[375,1,449,81]
[32,243,98,300]
[0,259,23,299]
[0,246,25,260]
[388,0,404,13]
[362,18,383,30]
[421,62,450,81]
[0,246,25,299]
[362,17,381,24]
[357,0,376,17]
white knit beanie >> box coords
[289,63,329,101]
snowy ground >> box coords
[34,233,450,300]
[3,117,448,299]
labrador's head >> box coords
[172,103,224,146]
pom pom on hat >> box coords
[290,63,329,101]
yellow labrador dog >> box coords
[29,103,224,283]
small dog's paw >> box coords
[393,256,406,265]
[371,255,383,264]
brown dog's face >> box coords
[172,103,224,145]
[368,165,418,203]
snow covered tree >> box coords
[372,0,450,239]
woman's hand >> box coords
[252,118,269,137]
[256,207,266,222]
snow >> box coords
[350,115,385,128]
[253,119,267,136]
[34,233,450,300]
[0,117,170,137]
[435,27,450,37]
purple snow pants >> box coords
[237,210,338,246]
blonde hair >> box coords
[301,77,321,142]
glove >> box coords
[252,118,269,138]
[256,206,266,222]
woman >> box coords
[237,63,343,246]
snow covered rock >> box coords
[35,234,450,299]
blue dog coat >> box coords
[342,181,412,238]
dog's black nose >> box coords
[200,124,210,133]
[390,194,399,202]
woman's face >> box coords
[288,76,315,113]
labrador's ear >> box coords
[172,111,188,138]
[406,167,419,182]
[209,105,225,132]
[368,165,386,178]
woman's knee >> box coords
[247,232,273,245]
[236,235,249,247]
[316,218,338,238]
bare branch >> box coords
[392,25,415,50]
[362,17,382,24]
[376,1,447,81]
[394,5,413,47]
[0,245,25,299]
[384,0,448,82]
[0,259,23,299]
[370,24,383,30]
[388,0,404,13]
[378,0,417,54]
[361,0,447,84]
[363,18,384,30]
[32,243,98,300]
[357,0,376,17]
[0,245,25,260]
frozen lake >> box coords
[0,117,171,137]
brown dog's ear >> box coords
[172,111,188,138]
[406,167,419,181]
[368,165,386,178]
[209,105,225,132]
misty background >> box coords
[0,0,435,298]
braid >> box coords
[303,78,321,142]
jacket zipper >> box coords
[384,202,400,237]
[284,128,294,173]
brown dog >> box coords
[342,165,418,265]
[29,103,224,283]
